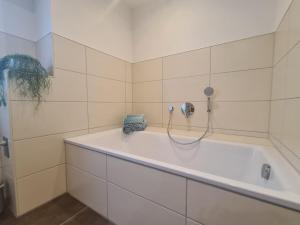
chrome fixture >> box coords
[204,87,214,112]
[181,102,194,118]
[167,86,214,145]
[0,137,9,158]
[261,164,271,180]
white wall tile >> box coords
[212,101,270,133]
[133,103,162,125]
[212,34,274,73]
[53,35,86,73]
[67,165,107,217]
[14,130,88,178]
[108,183,185,225]
[187,180,300,225]
[133,58,162,82]
[107,156,186,214]
[17,165,66,215]
[211,68,272,101]
[87,75,125,102]
[86,48,125,81]
[36,33,53,73]
[66,144,106,180]
[163,48,210,79]
[0,32,36,58]
[88,102,125,128]
[133,81,162,102]
[11,101,88,140]
[163,75,209,102]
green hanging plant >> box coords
[0,54,51,107]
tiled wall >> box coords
[0,31,37,215]
[1,32,132,216]
[270,0,300,173]
[132,34,274,137]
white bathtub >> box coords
[65,128,300,225]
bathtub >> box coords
[65,128,300,225]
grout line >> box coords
[59,206,88,225]
[16,163,65,180]
[84,47,90,131]
[133,100,271,103]
[13,128,88,142]
[185,179,188,225]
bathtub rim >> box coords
[65,128,300,213]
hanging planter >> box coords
[0,54,51,107]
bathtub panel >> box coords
[66,144,106,180]
[187,180,300,225]
[108,183,185,225]
[107,156,186,214]
[67,165,107,217]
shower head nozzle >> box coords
[204,87,214,97]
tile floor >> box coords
[0,194,113,225]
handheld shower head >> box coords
[204,87,214,97]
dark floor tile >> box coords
[63,208,114,225]
[0,194,85,225]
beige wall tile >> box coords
[163,48,210,79]
[11,101,88,140]
[88,102,125,128]
[14,130,88,179]
[17,165,66,215]
[163,102,207,128]
[87,75,125,102]
[269,100,285,140]
[88,125,121,134]
[288,0,300,50]
[133,103,162,124]
[86,48,125,81]
[126,83,133,102]
[272,56,288,100]
[125,102,133,115]
[163,76,209,102]
[281,99,300,158]
[126,62,132,83]
[212,101,270,132]
[211,68,272,101]
[53,35,86,73]
[212,34,274,73]
[286,43,300,98]
[133,58,162,82]
[48,69,87,101]
[133,81,162,103]
[274,12,289,64]
[9,69,87,102]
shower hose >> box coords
[167,103,211,145]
